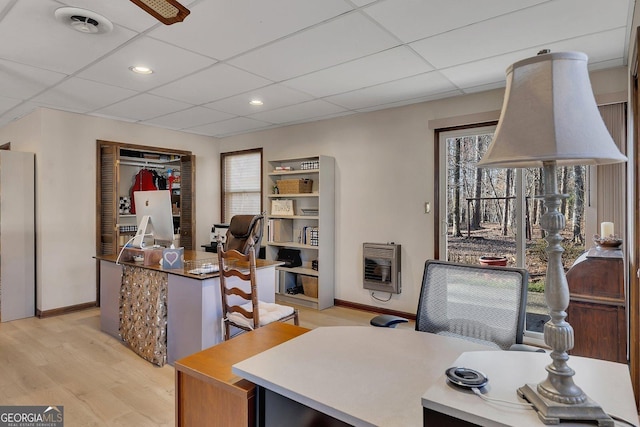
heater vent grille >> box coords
[363,243,401,294]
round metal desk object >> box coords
[445,367,489,388]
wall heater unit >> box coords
[363,243,401,294]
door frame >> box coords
[434,122,498,260]
[629,26,640,409]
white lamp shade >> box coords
[477,51,627,168]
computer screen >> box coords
[132,190,175,248]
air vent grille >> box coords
[363,243,401,294]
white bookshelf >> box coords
[265,155,335,310]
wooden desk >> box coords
[422,351,637,426]
[232,326,493,426]
[566,247,626,362]
[175,323,309,427]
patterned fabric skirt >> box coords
[119,265,168,366]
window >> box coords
[221,148,263,222]
[435,104,626,339]
[437,126,588,339]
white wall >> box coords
[0,65,626,314]
[0,108,219,312]
[219,68,628,314]
[218,89,505,313]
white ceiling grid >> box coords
[0,0,632,137]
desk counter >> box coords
[233,326,492,427]
[97,251,280,365]
[95,250,277,280]
[233,327,637,427]
[422,350,637,426]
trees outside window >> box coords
[440,128,586,335]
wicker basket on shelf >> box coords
[301,275,318,298]
[277,178,313,194]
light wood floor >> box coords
[0,305,406,426]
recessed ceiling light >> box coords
[129,66,153,75]
[249,99,263,106]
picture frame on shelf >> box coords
[271,199,295,216]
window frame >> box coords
[435,124,539,341]
[220,148,263,223]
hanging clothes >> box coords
[129,168,158,214]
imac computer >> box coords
[131,190,176,248]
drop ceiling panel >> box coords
[411,0,630,69]
[78,36,217,91]
[0,0,632,137]
[439,52,531,92]
[149,0,353,60]
[0,96,22,114]
[0,59,66,100]
[325,71,460,110]
[94,93,193,121]
[151,64,272,104]
[205,84,314,116]
[283,46,433,97]
[440,29,628,91]
[351,0,377,6]
[143,106,235,130]
[188,117,274,137]
[363,0,547,43]
[248,99,347,124]
[0,0,137,74]
[228,12,400,81]
[355,90,463,112]
[30,77,138,113]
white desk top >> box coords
[422,350,637,427]
[232,326,492,427]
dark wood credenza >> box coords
[566,247,626,363]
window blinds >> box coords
[596,103,626,241]
[222,150,262,222]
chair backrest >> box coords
[225,214,263,255]
[217,240,261,328]
[415,259,528,350]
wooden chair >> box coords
[217,239,299,340]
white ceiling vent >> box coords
[54,7,113,35]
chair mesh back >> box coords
[415,260,528,350]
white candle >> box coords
[601,222,614,237]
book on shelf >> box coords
[274,166,293,172]
[268,218,293,243]
[300,160,319,170]
[301,226,319,246]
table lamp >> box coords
[477,50,627,425]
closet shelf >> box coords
[120,156,181,169]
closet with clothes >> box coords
[96,140,195,261]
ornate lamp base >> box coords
[518,384,613,426]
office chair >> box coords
[372,259,539,351]
[225,214,263,255]
[217,239,299,341]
